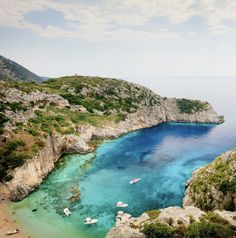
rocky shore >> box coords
[106,206,236,238]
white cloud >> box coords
[0,0,236,41]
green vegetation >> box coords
[188,151,236,211]
[0,101,27,114]
[146,210,161,220]
[0,139,29,181]
[0,113,8,134]
[176,99,208,114]
[184,219,235,238]
[115,113,127,123]
[142,213,236,238]
[143,221,173,238]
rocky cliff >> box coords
[106,206,236,238]
[183,149,236,211]
[0,75,223,201]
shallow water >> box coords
[11,118,236,238]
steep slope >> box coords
[184,150,236,211]
[0,55,42,83]
[0,76,223,201]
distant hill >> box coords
[0,55,43,83]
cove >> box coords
[11,118,236,238]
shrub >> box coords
[176,99,207,114]
[0,139,29,181]
[0,102,7,112]
[7,102,27,112]
[0,113,9,133]
[142,221,173,238]
[219,178,236,194]
[115,113,127,123]
[6,140,25,151]
[146,210,161,220]
[0,113,8,124]
[203,212,229,225]
[184,220,235,238]
[223,201,235,211]
[28,128,39,136]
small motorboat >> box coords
[115,201,128,208]
[129,178,141,184]
[84,217,98,225]
[63,207,71,216]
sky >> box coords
[1,0,236,78]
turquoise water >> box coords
[12,118,236,238]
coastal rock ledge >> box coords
[106,207,236,238]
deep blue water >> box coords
[12,118,236,238]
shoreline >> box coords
[0,186,28,238]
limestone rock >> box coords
[183,150,236,211]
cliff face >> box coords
[0,76,223,201]
[183,150,236,211]
[7,134,90,201]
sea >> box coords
[10,76,236,238]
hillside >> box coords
[0,74,223,201]
[0,55,43,83]
[184,150,236,211]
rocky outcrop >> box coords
[7,134,91,201]
[106,206,205,238]
[164,98,224,124]
[183,150,236,211]
[106,206,236,238]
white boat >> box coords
[63,208,71,216]
[129,178,141,184]
[115,201,128,207]
[84,217,98,225]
